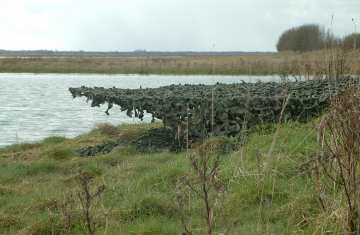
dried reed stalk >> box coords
[301,86,360,233]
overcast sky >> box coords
[0,0,359,52]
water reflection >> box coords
[0,73,281,147]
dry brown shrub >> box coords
[117,127,148,141]
[92,122,150,141]
[7,148,44,161]
[92,122,121,137]
[59,136,102,148]
[301,86,360,233]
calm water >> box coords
[0,73,281,147]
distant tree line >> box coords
[0,49,276,56]
[276,23,360,52]
[343,33,360,47]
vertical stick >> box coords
[186,103,189,156]
[352,19,357,85]
[211,44,215,155]
[323,28,329,78]
[331,15,336,80]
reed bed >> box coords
[1,51,359,76]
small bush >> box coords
[48,170,122,235]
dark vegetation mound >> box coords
[75,127,188,157]
[75,126,240,157]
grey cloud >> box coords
[2,0,360,51]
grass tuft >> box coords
[93,122,122,137]
[0,215,22,230]
[44,146,78,160]
[0,186,12,195]
[24,161,62,176]
[42,136,68,145]
[0,142,43,155]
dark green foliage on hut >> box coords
[69,76,358,143]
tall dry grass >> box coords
[300,86,360,234]
[1,51,359,76]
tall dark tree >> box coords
[343,33,360,48]
[276,24,336,52]
[276,27,297,52]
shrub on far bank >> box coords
[276,23,357,52]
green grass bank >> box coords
[0,117,345,234]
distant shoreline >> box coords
[0,49,277,57]
[0,51,358,76]
[0,67,281,76]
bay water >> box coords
[0,73,281,147]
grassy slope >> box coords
[0,118,335,234]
